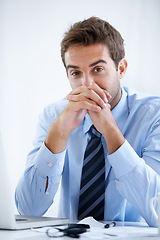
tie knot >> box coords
[91,125,101,138]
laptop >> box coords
[0,133,69,230]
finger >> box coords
[66,86,88,97]
[67,91,107,109]
[67,96,102,113]
[88,83,109,103]
[107,103,111,109]
[76,100,102,112]
[103,90,112,100]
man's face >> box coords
[64,43,125,108]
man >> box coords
[15,17,160,226]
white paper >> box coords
[32,217,159,239]
[79,217,158,239]
[78,216,104,228]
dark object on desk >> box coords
[46,223,89,238]
[68,223,90,229]
[104,221,116,228]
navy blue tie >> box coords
[78,125,105,220]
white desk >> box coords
[0,222,159,240]
[0,229,49,240]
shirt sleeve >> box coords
[34,142,65,177]
[15,142,66,216]
[108,140,141,179]
[15,102,67,216]
[108,138,160,227]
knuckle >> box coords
[88,89,94,96]
[97,98,103,105]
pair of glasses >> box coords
[46,224,90,238]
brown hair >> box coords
[61,16,125,69]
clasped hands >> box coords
[66,83,111,112]
[65,83,112,134]
[46,83,124,154]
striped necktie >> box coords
[78,125,105,220]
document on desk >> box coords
[78,217,158,239]
[33,217,158,239]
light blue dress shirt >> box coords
[15,87,160,226]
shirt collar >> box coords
[82,87,128,134]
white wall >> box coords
[1,0,160,216]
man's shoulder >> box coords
[124,86,160,112]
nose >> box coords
[82,75,93,87]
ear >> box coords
[118,58,128,79]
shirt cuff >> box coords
[108,140,141,179]
[34,142,66,177]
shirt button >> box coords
[46,192,49,195]
[48,163,53,168]
[59,162,62,166]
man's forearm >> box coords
[45,118,71,154]
[89,105,125,155]
[102,117,125,155]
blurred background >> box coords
[0,0,160,216]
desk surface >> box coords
[0,222,159,240]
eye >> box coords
[93,67,103,73]
[70,71,81,77]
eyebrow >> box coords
[66,59,107,71]
[89,59,107,67]
[66,65,79,71]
